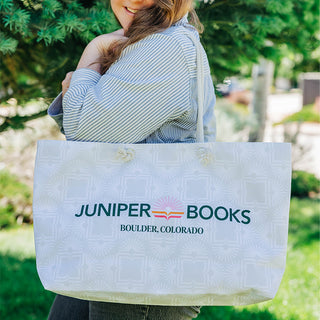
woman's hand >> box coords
[76,29,126,73]
[62,72,74,97]
[93,29,125,50]
[61,29,126,97]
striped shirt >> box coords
[48,16,216,143]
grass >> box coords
[274,104,320,126]
[0,170,32,229]
[0,198,319,320]
[0,227,55,320]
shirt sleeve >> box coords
[62,34,191,143]
[47,93,64,134]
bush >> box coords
[274,104,320,126]
[0,170,32,229]
[214,98,257,142]
[291,170,320,198]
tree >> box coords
[248,58,274,142]
[0,0,319,132]
[0,0,120,131]
[0,0,119,98]
[197,0,319,82]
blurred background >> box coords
[0,0,319,319]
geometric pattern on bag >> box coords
[33,140,291,306]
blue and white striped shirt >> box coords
[48,16,216,143]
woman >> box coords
[47,0,216,319]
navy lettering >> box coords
[187,205,198,219]
[75,205,84,217]
[85,204,97,217]
[140,203,151,217]
[229,208,241,223]
[241,210,251,224]
[128,203,139,217]
[98,203,111,216]
[199,205,214,220]
[214,206,228,221]
[117,203,128,216]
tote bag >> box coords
[33,34,292,306]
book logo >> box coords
[152,196,184,220]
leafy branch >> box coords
[0,109,48,132]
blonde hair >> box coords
[100,0,202,73]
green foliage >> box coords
[0,228,55,319]
[3,8,30,33]
[291,170,320,198]
[274,104,320,125]
[0,170,32,229]
[288,197,319,247]
[0,0,119,102]
[0,0,319,106]
[42,0,63,18]
[198,0,320,82]
[0,206,16,231]
[214,98,257,142]
[0,0,13,11]
[0,32,18,54]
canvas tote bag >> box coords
[33,33,292,306]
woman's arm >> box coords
[48,29,126,133]
[62,29,125,96]
[62,34,192,143]
[76,29,125,73]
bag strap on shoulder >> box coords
[185,32,205,143]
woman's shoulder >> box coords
[130,24,197,52]
[146,24,198,55]
[160,23,199,43]
[115,25,197,71]
[157,24,211,77]
[132,24,199,72]
[110,21,203,79]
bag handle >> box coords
[186,33,205,143]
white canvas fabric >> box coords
[33,33,291,306]
[33,140,291,305]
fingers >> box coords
[112,29,125,36]
[62,71,73,86]
[62,71,74,97]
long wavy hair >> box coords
[100,0,202,74]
